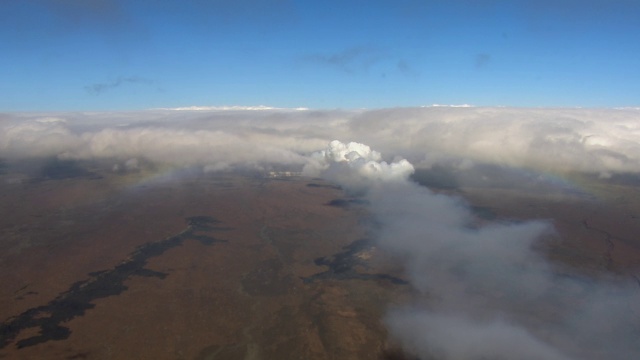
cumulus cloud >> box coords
[302,140,414,190]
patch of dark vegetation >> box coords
[325,198,369,208]
[14,291,38,301]
[0,216,228,350]
[302,239,407,285]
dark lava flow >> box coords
[0,216,228,349]
[302,239,407,285]
[306,183,341,190]
[325,198,370,208]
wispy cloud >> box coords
[302,46,385,74]
[475,52,491,69]
[84,76,155,95]
[396,59,419,77]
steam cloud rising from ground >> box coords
[2,107,640,358]
[309,140,640,360]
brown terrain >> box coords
[0,162,412,360]
[0,161,639,359]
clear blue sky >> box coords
[1,0,639,111]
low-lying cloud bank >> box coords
[2,107,640,178]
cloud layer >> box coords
[2,107,640,178]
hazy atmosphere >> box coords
[2,1,640,360]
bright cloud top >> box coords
[303,140,414,188]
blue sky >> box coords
[1,0,639,111]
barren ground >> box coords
[1,163,639,359]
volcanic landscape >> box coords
[1,157,639,359]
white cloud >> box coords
[302,140,414,190]
[346,107,640,174]
[428,103,475,107]
[386,311,572,360]
[155,105,309,111]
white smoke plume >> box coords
[308,140,640,360]
[386,312,571,360]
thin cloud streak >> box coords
[85,76,155,95]
[302,46,386,74]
